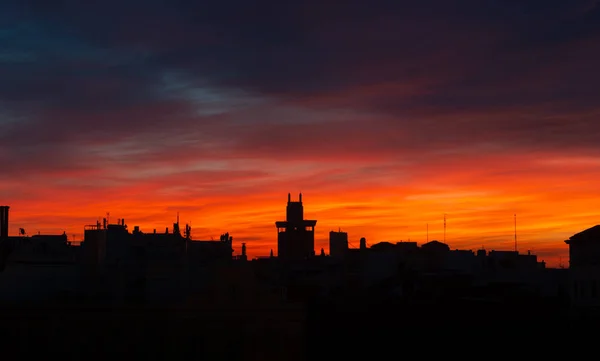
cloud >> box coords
[3,1,599,159]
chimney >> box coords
[360,237,367,250]
[287,193,291,203]
[0,206,9,238]
[242,243,247,257]
[299,193,302,202]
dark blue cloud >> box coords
[1,0,599,177]
[4,0,598,97]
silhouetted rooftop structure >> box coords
[421,240,451,252]
[329,230,348,258]
[566,225,600,245]
[565,225,600,311]
[0,206,9,239]
[276,193,317,262]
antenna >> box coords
[443,214,446,243]
[514,214,517,253]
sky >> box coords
[1,0,599,267]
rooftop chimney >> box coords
[0,206,9,238]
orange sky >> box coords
[3,149,599,268]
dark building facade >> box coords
[0,206,9,238]
[565,225,600,309]
[276,193,317,261]
[329,230,348,258]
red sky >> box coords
[2,1,600,268]
[4,147,600,267]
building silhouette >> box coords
[275,193,317,261]
[565,225,600,309]
[329,230,348,258]
[0,206,9,238]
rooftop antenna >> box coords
[443,214,447,244]
[514,213,517,253]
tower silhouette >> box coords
[275,193,317,261]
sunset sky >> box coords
[1,1,599,267]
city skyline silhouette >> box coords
[0,191,593,359]
[0,193,573,267]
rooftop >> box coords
[565,225,600,244]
